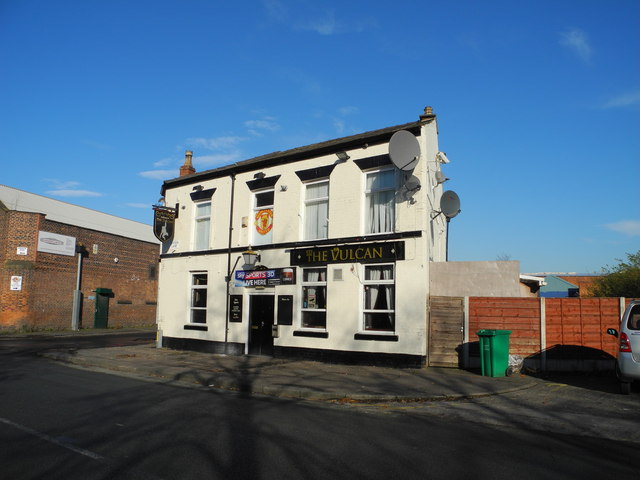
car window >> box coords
[628,305,640,331]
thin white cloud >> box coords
[46,189,103,198]
[43,179,103,197]
[153,157,173,167]
[263,1,374,35]
[605,220,640,236]
[244,117,280,136]
[338,106,358,116]
[559,27,592,63]
[139,169,178,180]
[126,203,151,209]
[299,10,338,35]
[602,89,640,109]
[263,0,287,22]
[188,136,245,150]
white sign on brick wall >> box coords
[10,276,22,291]
[37,231,76,256]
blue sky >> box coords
[1,0,638,273]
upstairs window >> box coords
[304,180,329,240]
[365,169,396,234]
[194,201,211,250]
[253,189,274,246]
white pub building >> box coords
[155,107,456,366]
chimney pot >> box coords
[180,150,196,177]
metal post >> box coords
[71,248,83,330]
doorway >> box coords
[248,295,275,355]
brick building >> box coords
[0,185,160,331]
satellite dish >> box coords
[440,190,461,219]
[389,130,420,171]
[404,175,421,192]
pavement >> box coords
[35,330,540,402]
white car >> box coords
[607,300,640,394]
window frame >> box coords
[364,168,397,235]
[303,179,330,241]
[361,263,395,333]
[300,267,327,330]
[189,272,208,324]
[193,200,211,251]
[252,188,275,246]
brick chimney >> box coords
[179,150,195,177]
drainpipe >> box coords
[224,172,237,351]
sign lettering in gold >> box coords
[290,242,404,266]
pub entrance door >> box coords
[248,295,275,355]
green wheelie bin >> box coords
[477,329,512,377]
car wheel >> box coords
[620,381,631,395]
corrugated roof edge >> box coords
[0,185,159,244]
[161,118,431,193]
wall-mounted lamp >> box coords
[157,197,166,206]
[280,185,288,192]
[254,172,266,179]
[335,151,350,162]
[242,248,261,267]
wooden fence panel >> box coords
[469,297,540,357]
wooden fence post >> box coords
[540,297,546,371]
[463,296,470,369]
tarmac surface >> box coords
[33,329,540,402]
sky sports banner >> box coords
[235,268,296,287]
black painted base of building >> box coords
[162,336,244,355]
[161,336,426,368]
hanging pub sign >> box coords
[290,241,405,266]
[235,268,296,288]
[153,206,176,242]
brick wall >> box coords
[0,210,41,327]
[1,211,158,330]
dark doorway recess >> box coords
[249,295,274,355]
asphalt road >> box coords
[1,334,638,479]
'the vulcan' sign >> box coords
[290,242,404,266]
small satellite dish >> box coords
[404,175,421,192]
[440,190,461,219]
[389,130,420,171]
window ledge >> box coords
[354,332,398,341]
[184,324,208,331]
[293,330,329,338]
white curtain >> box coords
[366,172,395,234]
[195,202,211,250]
[305,182,329,239]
